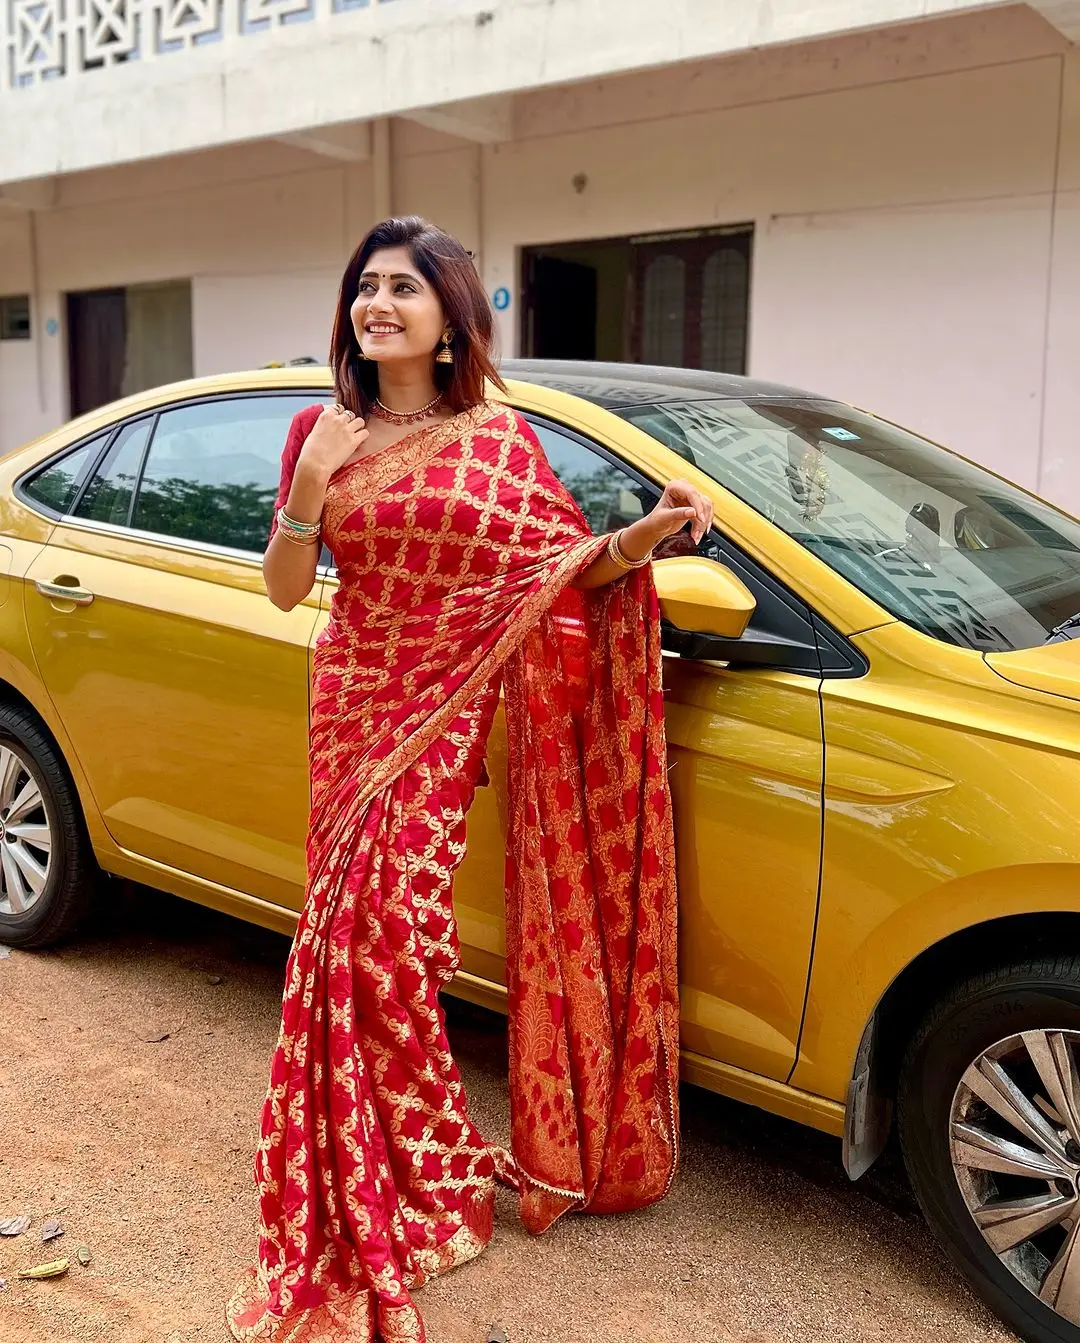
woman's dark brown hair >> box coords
[330,216,506,415]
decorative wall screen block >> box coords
[83,0,137,65]
[243,0,313,25]
[9,0,65,83]
[4,0,394,88]
[158,0,220,47]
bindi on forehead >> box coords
[360,269,424,284]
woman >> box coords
[228,216,713,1343]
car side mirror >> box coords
[652,556,756,640]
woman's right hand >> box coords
[297,404,370,480]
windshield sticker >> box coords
[822,427,861,441]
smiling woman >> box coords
[230,218,712,1343]
[330,219,500,421]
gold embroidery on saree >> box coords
[230,403,678,1343]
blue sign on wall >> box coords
[493,287,511,311]
[45,318,58,336]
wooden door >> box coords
[67,289,127,417]
[630,231,751,373]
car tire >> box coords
[0,702,98,948]
[899,959,1080,1343]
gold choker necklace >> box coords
[371,394,444,426]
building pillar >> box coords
[373,119,393,223]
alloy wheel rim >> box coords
[0,744,52,917]
[951,1029,1080,1324]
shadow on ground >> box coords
[88,878,919,1221]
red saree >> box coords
[227,401,679,1342]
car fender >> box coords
[797,863,1080,1176]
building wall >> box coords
[477,37,1066,493]
[5,0,1054,186]
[1041,52,1080,508]
[1,8,1078,511]
[0,140,374,444]
[0,215,48,452]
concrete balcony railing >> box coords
[6,0,388,91]
[2,0,1079,188]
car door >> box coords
[446,414,826,1084]
[22,390,322,909]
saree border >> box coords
[322,400,507,539]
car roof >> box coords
[500,360,825,408]
[5,360,830,465]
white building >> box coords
[2,1,1079,508]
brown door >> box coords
[67,281,194,418]
[630,230,751,373]
[67,289,127,417]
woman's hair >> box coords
[330,215,506,415]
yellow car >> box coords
[2,360,1080,1343]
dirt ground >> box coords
[0,884,1015,1343]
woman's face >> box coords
[350,246,447,366]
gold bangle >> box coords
[606,533,632,569]
[277,507,321,541]
[607,529,652,570]
[278,508,319,532]
[278,528,320,546]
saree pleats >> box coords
[229,402,679,1342]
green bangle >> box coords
[277,507,321,539]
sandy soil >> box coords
[0,884,1015,1343]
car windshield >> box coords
[615,397,1080,652]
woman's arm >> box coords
[572,479,714,590]
[263,404,370,611]
[498,409,712,592]
[263,457,334,611]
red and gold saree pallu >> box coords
[228,401,679,1343]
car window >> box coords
[131,394,315,553]
[529,417,705,562]
[616,398,1080,652]
[22,435,105,516]
[529,414,823,671]
[74,419,154,527]
[530,420,657,533]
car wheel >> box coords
[899,960,1080,1343]
[0,703,97,948]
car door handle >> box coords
[35,579,94,606]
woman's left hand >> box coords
[574,479,715,588]
[631,478,714,553]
